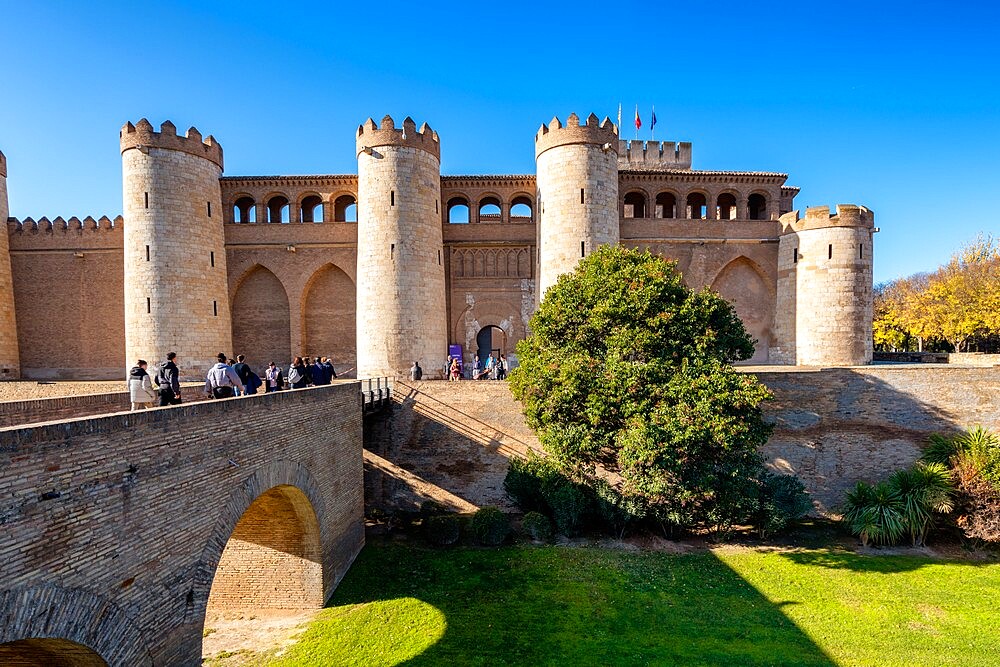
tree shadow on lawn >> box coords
[779,546,998,573]
[326,542,835,667]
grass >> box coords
[263,541,1000,666]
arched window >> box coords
[300,195,323,223]
[655,192,676,219]
[686,192,707,220]
[266,195,290,224]
[334,195,356,222]
[234,196,256,223]
[748,193,768,220]
[479,196,502,222]
[448,197,470,224]
[623,191,647,218]
[717,193,737,220]
[510,195,533,222]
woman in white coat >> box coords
[127,360,158,410]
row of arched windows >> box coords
[623,191,770,221]
[230,194,358,224]
[445,195,534,224]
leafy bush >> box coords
[953,455,1000,542]
[521,512,553,542]
[504,453,562,513]
[750,473,812,538]
[471,507,510,546]
[593,479,647,538]
[420,499,447,518]
[842,481,905,547]
[423,514,461,546]
[544,482,590,537]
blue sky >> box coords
[1,0,998,284]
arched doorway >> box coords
[231,266,291,368]
[303,264,356,376]
[0,638,108,666]
[476,325,507,369]
[207,484,324,613]
[711,257,774,363]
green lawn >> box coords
[266,542,999,667]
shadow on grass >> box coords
[779,546,997,574]
[320,542,835,667]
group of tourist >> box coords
[443,353,508,382]
[126,351,339,410]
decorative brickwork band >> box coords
[356,115,440,160]
[534,113,618,159]
[120,119,224,170]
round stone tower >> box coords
[771,204,875,366]
[120,119,232,379]
[355,115,447,379]
[534,113,619,300]
[0,150,21,379]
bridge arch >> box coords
[0,586,152,665]
[195,461,329,620]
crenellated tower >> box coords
[534,113,619,300]
[355,115,447,378]
[770,204,875,366]
[0,150,21,379]
[120,120,231,379]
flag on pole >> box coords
[651,106,657,140]
[634,105,642,130]
[617,103,622,131]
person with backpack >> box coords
[204,353,244,399]
[288,357,308,389]
[155,351,182,406]
[231,354,252,396]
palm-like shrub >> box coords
[887,463,954,546]
[920,433,961,466]
[842,481,905,547]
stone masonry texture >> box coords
[0,382,364,665]
[0,152,20,379]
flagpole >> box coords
[634,104,638,141]
[651,105,655,141]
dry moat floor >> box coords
[203,526,1000,667]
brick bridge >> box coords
[0,381,377,665]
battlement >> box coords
[617,140,692,170]
[7,215,123,233]
[356,115,440,160]
[0,149,6,178]
[534,113,618,158]
[779,204,875,233]
[120,119,224,170]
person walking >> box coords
[232,354,252,396]
[496,354,508,381]
[483,353,495,380]
[288,356,308,389]
[449,356,461,381]
[155,351,182,406]
[409,360,423,381]
[312,356,331,385]
[127,360,157,410]
[323,355,337,381]
[204,353,244,399]
[265,361,283,392]
[471,355,481,380]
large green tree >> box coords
[509,246,775,529]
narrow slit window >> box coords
[391,243,395,259]
[144,192,149,209]
[860,244,864,259]
[793,247,798,264]
[438,249,441,265]
[435,200,439,213]
[581,240,586,257]
[207,201,212,217]
[390,191,395,206]
[146,297,151,314]
[145,245,150,261]
[213,300,218,317]
[210,251,215,267]
[580,189,585,204]
[828,244,833,260]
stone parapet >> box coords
[356,115,440,160]
[120,119,224,170]
[617,139,692,170]
[534,113,617,159]
[780,204,874,233]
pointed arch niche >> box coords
[303,263,356,374]
[710,257,774,363]
[231,265,292,366]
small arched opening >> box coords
[623,191,647,219]
[510,195,533,222]
[234,196,256,223]
[0,638,109,666]
[300,195,324,223]
[266,195,290,224]
[655,192,676,219]
[686,192,707,220]
[448,197,470,224]
[748,193,768,220]
[717,193,738,220]
[206,485,324,617]
[476,325,507,370]
[334,195,357,222]
[478,196,502,223]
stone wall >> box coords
[0,382,364,665]
[0,153,19,379]
[366,367,1000,515]
[0,389,213,429]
